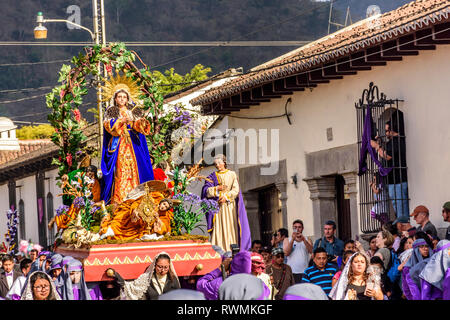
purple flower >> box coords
[73,197,85,209]
[56,204,70,216]
[91,206,100,214]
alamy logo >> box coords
[66,5,81,30]
[170,120,280,175]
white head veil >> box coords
[20,271,62,300]
[122,251,179,300]
[328,252,358,300]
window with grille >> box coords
[46,192,55,246]
[18,199,25,240]
[356,83,409,233]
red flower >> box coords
[105,64,113,74]
[66,154,73,167]
[72,109,81,122]
[159,142,164,146]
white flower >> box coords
[83,176,94,185]
[71,180,81,189]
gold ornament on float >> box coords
[100,72,142,105]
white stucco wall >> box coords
[45,169,63,239]
[0,168,63,246]
[224,43,450,239]
[0,184,9,245]
[16,175,38,243]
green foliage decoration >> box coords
[47,43,165,179]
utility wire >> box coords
[0,59,70,67]
[0,93,48,104]
[0,86,54,94]
[151,0,340,69]
[2,16,446,107]
[0,41,311,47]
[159,21,450,90]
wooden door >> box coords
[336,175,352,241]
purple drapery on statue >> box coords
[358,104,392,177]
[201,172,251,252]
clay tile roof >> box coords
[0,140,54,166]
[190,0,450,106]
[0,122,99,176]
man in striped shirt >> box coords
[301,247,338,295]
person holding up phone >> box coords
[283,220,313,283]
[313,220,344,264]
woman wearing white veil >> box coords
[20,271,61,300]
[119,251,180,300]
[329,252,384,300]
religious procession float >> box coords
[30,43,234,282]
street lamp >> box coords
[33,1,106,158]
[34,12,95,41]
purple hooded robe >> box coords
[401,239,431,300]
[196,251,251,300]
[419,240,450,300]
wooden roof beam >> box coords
[323,62,357,76]
[382,40,419,56]
[350,52,387,67]
[398,34,436,51]
[270,81,294,95]
[416,27,450,45]
[337,57,372,71]
[231,94,258,107]
[366,46,402,62]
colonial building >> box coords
[0,122,98,248]
[190,0,450,243]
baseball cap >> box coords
[410,205,429,217]
[393,216,409,224]
[443,202,450,211]
[271,247,284,256]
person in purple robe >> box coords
[282,283,329,300]
[48,254,64,295]
[60,259,102,300]
[419,240,450,300]
[28,250,51,274]
[401,238,431,300]
[196,251,251,300]
[201,154,251,252]
[218,273,271,300]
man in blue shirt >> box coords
[313,220,344,263]
[301,247,338,295]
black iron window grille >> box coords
[18,199,25,240]
[356,82,409,233]
[46,192,55,247]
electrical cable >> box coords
[0,86,54,94]
[151,0,341,69]
[0,59,70,67]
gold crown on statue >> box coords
[100,72,142,104]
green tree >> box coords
[152,64,212,96]
[16,124,54,140]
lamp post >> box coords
[34,0,107,158]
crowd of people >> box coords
[0,202,448,300]
[238,202,449,300]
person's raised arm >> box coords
[283,237,294,257]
